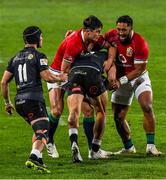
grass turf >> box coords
[0,0,166,178]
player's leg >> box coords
[112,103,136,154]
[93,91,107,140]
[47,87,65,158]
[67,93,84,162]
[82,98,113,158]
[81,100,95,150]
[135,72,162,156]
[111,84,136,154]
[89,91,109,159]
[15,99,50,173]
[27,120,50,173]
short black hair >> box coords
[116,15,133,27]
[23,26,42,46]
[83,15,103,30]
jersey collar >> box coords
[81,30,85,42]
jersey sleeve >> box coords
[63,41,81,63]
[92,35,107,50]
[104,29,118,47]
[134,36,149,64]
[37,53,49,72]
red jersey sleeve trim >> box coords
[64,58,72,64]
[134,58,148,64]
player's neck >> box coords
[25,44,37,49]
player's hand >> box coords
[58,73,68,82]
[65,30,74,38]
[113,80,120,89]
[87,43,94,52]
[109,80,120,90]
[5,103,15,115]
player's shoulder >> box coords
[10,48,27,62]
[35,49,47,59]
[66,29,82,44]
[33,50,48,67]
[105,29,118,36]
[133,32,147,44]
[133,32,148,52]
[104,29,118,46]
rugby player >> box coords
[62,51,111,162]
[1,26,67,173]
[105,15,162,156]
[46,15,114,159]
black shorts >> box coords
[15,99,48,125]
[67,67,106,97]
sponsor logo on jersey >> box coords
[27,54,34,60]
[126,47,133,57]
[40,58,48,65]
[74,71,87,75]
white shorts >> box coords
[111,71,152,105]
[47,68,61,91]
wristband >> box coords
[119,76,128,85]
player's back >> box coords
[71,51,108,73]
[8,47,47,101]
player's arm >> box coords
[40,69,68,83]
[61,42,78,74]
[126,63,146,81]
[1,70,15,115]
[107,63,117,88]
[38,53,68,83]
[61,58,72,74]
[113,63,146,89]
[104,45,117,72]
[95,32,117,73]
[118,37,148,86]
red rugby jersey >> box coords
[105,29,149,77]
[50,29,104,71]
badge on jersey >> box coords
[27,54,34,60]
[126,47,133,57]
[40,58,48,65]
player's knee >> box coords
[52,111,61,117]
[32,119,49,144]
[141,103,153,114]
[68,120,78,128]
[68,114,78,128]
[35,130,48,145]
[83,109,94,117]
[51,106,63,117]
[114,112,123,124]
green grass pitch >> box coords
[0,0,166,178]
